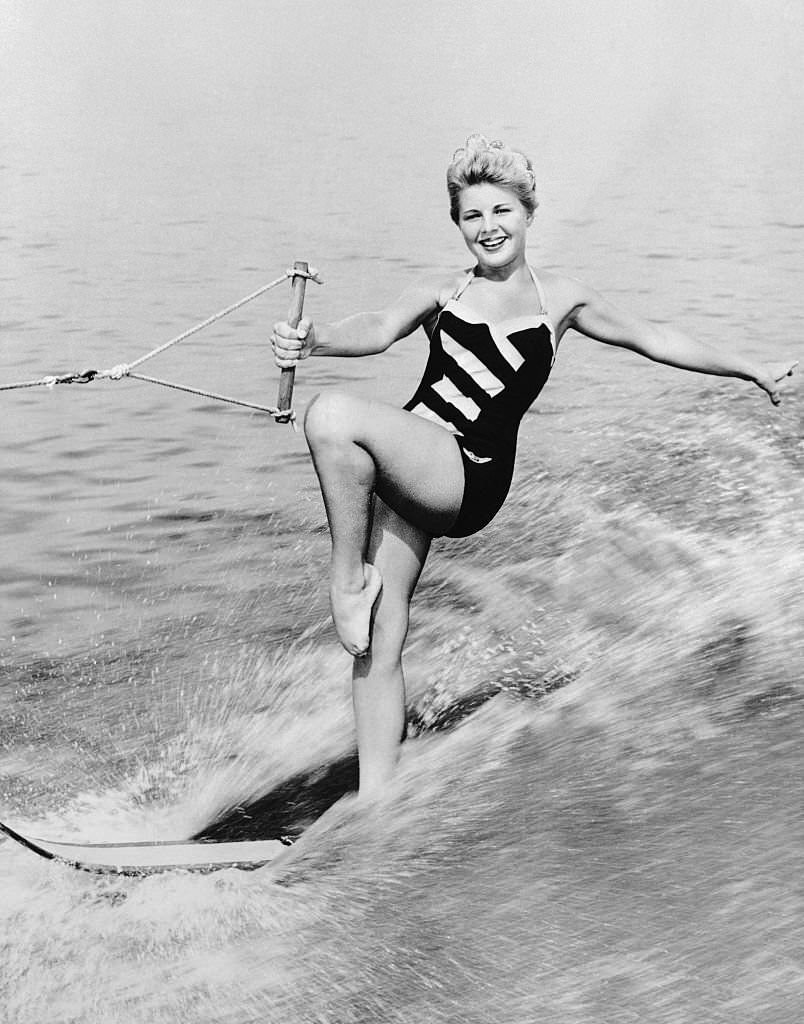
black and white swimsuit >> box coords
[404,266,556,537]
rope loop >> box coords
[286,266,323,285]
[271,408,297,429]
[101,364,131,380]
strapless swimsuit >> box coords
[404,266,556,537]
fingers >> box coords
[271,317,312,367]
[272,317,310,343]
[764,377,783,405]
[759,360,797,405]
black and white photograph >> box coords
[2,2,802,1021]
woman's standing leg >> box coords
[351,498,431,797]
[303,389,463,795]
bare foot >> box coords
[330,563,383,657]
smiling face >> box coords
[456,182,533,272]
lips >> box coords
[479,236,507,251]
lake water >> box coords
[1,3,802,1022]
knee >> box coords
[304,390,357,449]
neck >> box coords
[473,256,529,283]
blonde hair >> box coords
[447,134,538,224]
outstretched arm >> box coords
[566,281,797,405]
[271,278,446,366]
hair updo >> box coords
[447,134,538,224]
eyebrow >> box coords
[461,202,511,215]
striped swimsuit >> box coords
[404,266,556,537]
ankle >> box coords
[330,564,367,595]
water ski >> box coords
[0,819,290,875]
[0,753,360,877]
[0,685,520,877]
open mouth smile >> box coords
[479,236,507,251]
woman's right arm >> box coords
[271,278,448,367]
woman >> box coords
[271,135,796,799]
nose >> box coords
[480,212,496,234]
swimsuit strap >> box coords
[453,265,548,314]
[527,265,548,315]
[451,270,476,301]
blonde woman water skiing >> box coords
[271,135,797,799]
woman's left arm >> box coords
[566,281,797,405]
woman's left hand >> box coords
[755,361,798,405]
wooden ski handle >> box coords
[276,260,309,421]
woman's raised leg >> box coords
[304,390,463,656]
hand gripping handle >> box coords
[275,260,309,422]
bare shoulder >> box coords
[381,270,464,342]
[389,269,470,335]
[393,270,462,308]
[534,268,590,305]
[435,268,472,308]
[532,268,594,329]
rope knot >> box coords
[272,407,298,431]
[286,266,323,285]
[104,363,131,380]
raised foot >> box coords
[330,563,383,657]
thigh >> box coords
[337,394,466,535]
